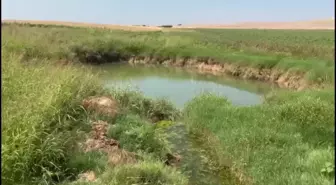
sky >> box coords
[2,0,335,25]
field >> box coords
[3,19,335,30]
[2,21,335,185]
[181,19,335,30]
[3,21,335,88]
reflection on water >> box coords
[93,64,278,108]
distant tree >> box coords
[177,24,182,26]
[159,25,173,28]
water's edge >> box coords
[95,64,264,184]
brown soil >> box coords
[78,171,97,182]
[82,96,119,118]
[82,120,182,166]
[75,120,137,182]
[128,56,310,90]
[165,153,182,167]
[83,120,137,166]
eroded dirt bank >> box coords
[127,56,310,90]
[72,48,324,90]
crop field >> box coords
[2,22,335,185]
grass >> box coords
[107,114,171,159]
[183,89,335,185]
[2,23,334,85]
[2,47,102,184]
[63,160,188,185]
[2,22,334,185]
[2,42,185,184]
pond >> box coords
[93,63,277,185]
[94,63,277,108]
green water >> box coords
[94,64,277,185]
[94,64,277,108]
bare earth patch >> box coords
[83,120,137,166]
[82,96,119,118]
[81,95,182,166]
[78,171,97,182]
[76,119,136,183]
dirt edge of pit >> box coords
[126,56,325,91]
[72,49,328,90]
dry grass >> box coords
[3,19,334,31]
[179,19,335,30]
[2,19,162,31]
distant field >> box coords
[181,19,335,30]
[2,19,335,30]
[2,19,162,31]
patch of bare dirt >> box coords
[82,120,182,166]
[83,120,137,166]
[82,96,119,118]
[165,153,182,167]
[78,171,97,182]
[128,56,313,90]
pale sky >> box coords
[2,0,335,25]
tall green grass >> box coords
[63,160,188,185]
[183,90,335,185]
[2,48,185,184]
[2,47,102,184]
[2,41,186,184]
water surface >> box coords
[94,64,277,108]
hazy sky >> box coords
[2,0,335,25]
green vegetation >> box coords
[2,22,334,185]
[107,114,171,159]
[2,23,334,85]
[2,48,101,184]
[65,161,187,185]
[184,90,334,185]
[2,42,185,184]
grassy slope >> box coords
[2,23,334,85]
[2,48,101,184]
[2,39,186,185]
[184,90,335,185]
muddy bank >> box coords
[72,49,315,90]
[128,56,310,90]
